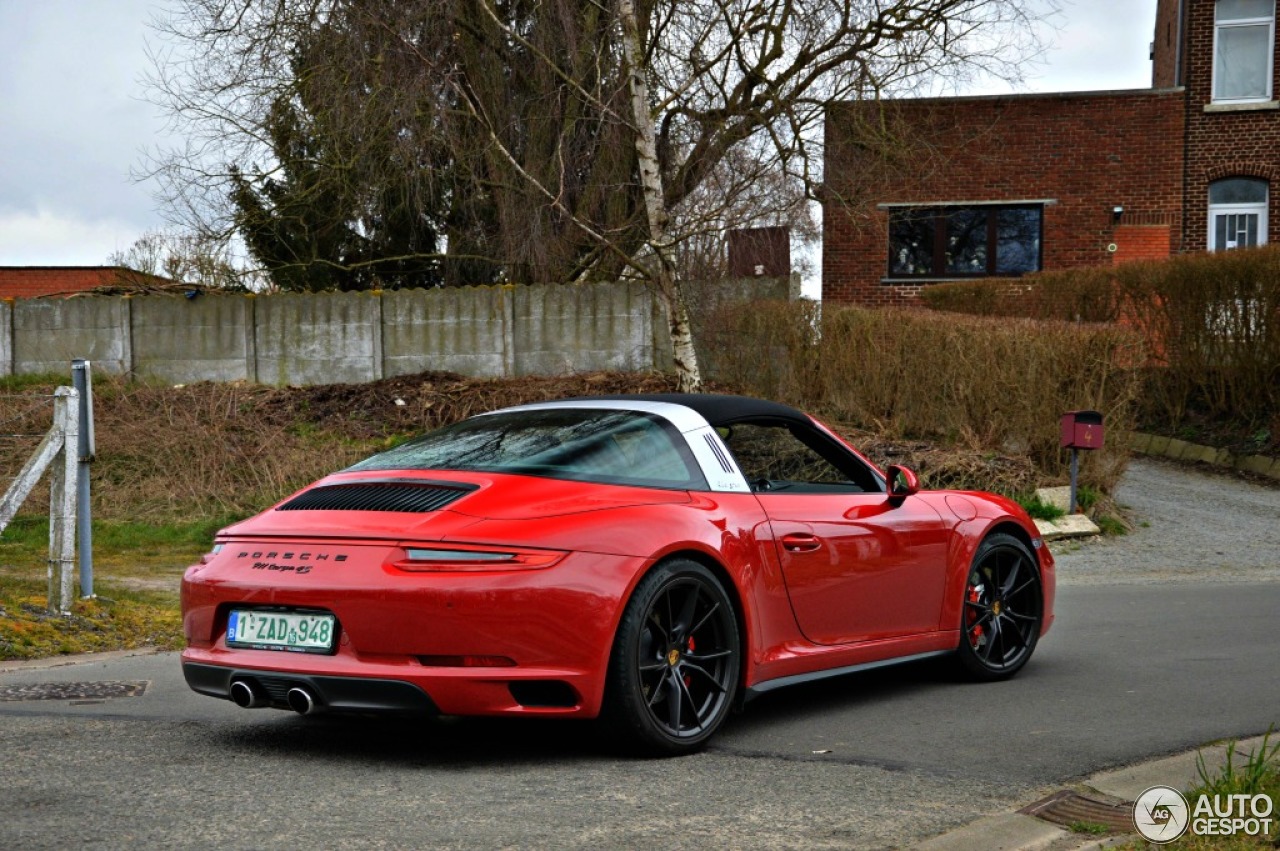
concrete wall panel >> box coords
[0,300,12,376]
[254,291,383,386]
[13,297,131,375]
[131,294,255,383]
[382,287,512,378]
[511,282,652,376]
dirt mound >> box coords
[0,371,701,521]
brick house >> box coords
[823,0,1280,306]
[0,266,171,299]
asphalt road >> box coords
[0,459,1276,849]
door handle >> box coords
[781,533,822,553]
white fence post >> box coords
[47,388,79,614]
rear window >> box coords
[348,408,707,490]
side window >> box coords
[887,205,1042,279]
[1214,0,1275,103]
[719,421,881,494]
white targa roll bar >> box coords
[0,386,79,615]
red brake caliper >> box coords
[966,584,985,647]
[684,635,695,687]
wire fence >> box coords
[0,389,79,614]
[0,395,56,434]
[0,395,57,496]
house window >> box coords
[1208,177,1268,250]
[1214,0,1275,102]
[887,205,1042,279]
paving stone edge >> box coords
[1130,432,1280,480]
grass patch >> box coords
[1018,496,1066,522]
[1076,485,1101,513]
[1067,820,1110,835]
[0,372,65,392]
[1194,729,1280,801]
[0,514,228,579]
[0,514,229,660]
[1,514,232,551]
[1112,731,1279,849]
[0,575,182,660]
[1096,515,1129,536]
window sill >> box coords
[1203,100,1280,113]
[879,276,1032,285]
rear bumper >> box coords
[182,546,653,718]
[181,647,599,717]
[183,662,439,714]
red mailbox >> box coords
[1060,410,1104,450]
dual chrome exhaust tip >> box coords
[229,678,321,716]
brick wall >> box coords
[823,90,1185,306]
[1180,0,1280,252]
[1113,224,1174,264]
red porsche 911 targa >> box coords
[182,394,1055,754]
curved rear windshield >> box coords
[348,408,707,490]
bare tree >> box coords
[108,228,258,290]
[442,0,1051,389]
[146,0,1051,390]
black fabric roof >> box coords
[563,393,813,427]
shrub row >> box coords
[702,301,1142,494]
[921,246,1280,425]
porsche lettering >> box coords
[235,552,347,562]
[251,562,313,574]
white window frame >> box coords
[1208,183,1269,251]
[1213,0,1276,103]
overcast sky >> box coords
[0,0,1160,268]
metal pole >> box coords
[71,360,95,598]
[1068,448,1080,515]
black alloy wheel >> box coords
[957,533,1043,680]
[605,560,740,755]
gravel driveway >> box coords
[1054,456,1280,585]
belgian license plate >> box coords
[227,610,336,653]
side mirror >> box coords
[886,465,920,503]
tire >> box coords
[956,533,1043,681]
[604,559,740,756]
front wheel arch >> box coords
[955,531,1043,681]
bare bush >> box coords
[921,246,1280,428]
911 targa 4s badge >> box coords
[182,394,1055,754]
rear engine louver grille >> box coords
[277,482,476,513]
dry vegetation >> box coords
[0,371,686,523]
[0,366,1047,529]
[703,300,1140,496]
[107,371,687,519]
